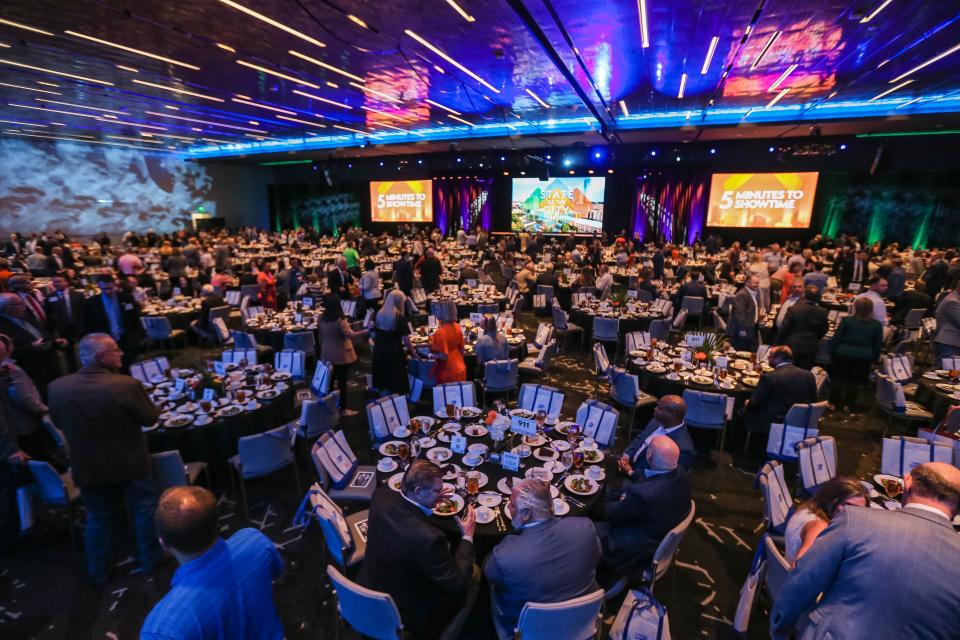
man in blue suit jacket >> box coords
[484,479,601,639]
[771,462,960,640]
[597,437,692,580]
[618,395,695,476]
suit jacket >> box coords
[44,288,86,341]
[652,251,665,279]
[484,517,601,635]
[748,364,818,426]
[164,254,188,279]
[419,257,442,293]
[326,269,353,299]
[673,279,708,310]
[774,300,829,357]
[47,366,159,487]
[622,419,695,474]
[358,488,474,637]
[933,290,960,348]
[83,292,144,345]
[393,258,414,294]
[597,469,691,573]
[0,314,58,390]
[923,259,950,297]
[892,289,932,324]
[198,294,226,331]
[838,257,869,290]
[771,505,960,640]
[726,287,760,341]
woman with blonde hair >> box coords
[371,289,417,395]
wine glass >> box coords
[561,450,574,472]
[566,423,580,446]
[535,408,546,433]
[409,440,421,460]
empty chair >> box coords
[26,460,81,543]
[527,323,553,357]
[141,316,187,348]
[681,296,706,327]
[682,389,729,454]
[901,308,926,334]
[648,318,671,342]
[757,460,793,535]
[225,289,243,307]
[635,288,654,303]
[519,340,557,378]
[327,565,403,640]
[229,425,300,521]
[592,316,620,362]
[477,303,500,315]
[208,304,231,327]
[609,369,657,438]
[511,589,604,640]
[479,358,519,405]
[509,296,524,318]
[230,331,273,362]
[150,450,208,493]
[283,331,316,359]
[644,500,696,594]
[756,400,829,458]
[575,399,619,449]
[872,373,933,436]
[433,381,477,416]
[366,394,412,443]
[624,331,651,357]
[592,342,613,392]
[536,284,556,305]
[311,431,377,504]
[518,383,565,418]
[304,485,368,572]
[763,535,792,601]
[551,306,584,352]
[240,283,261,300]
[274,349,307,379]
[310,360,334,398]
[288,390,340,440]
[671,308,689,331]
[796,435,838,495]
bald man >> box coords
[619,395,695,476]
[596,436,692,579]
[141,486,284,640]
[771,462,960,640]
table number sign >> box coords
[501,451,520,472]
[175,378,187,393]
[469,312,483,324]
[302,297,314,308]
[202,388,216,402]
[450,434,467,454]
[511,415,538,436]
[213,360,226,375]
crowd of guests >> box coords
[1,224,960,639]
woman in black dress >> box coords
[371,289,418,395]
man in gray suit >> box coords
[771,462,960,640]
[932,280,960,361]
[726,275,762,350]
[484,478,601,639]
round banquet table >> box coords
[141,302,202,332]
[913,374,960,424]
[408,325,528,379]
[372,409,607,545]
[570,306,664,338]
[144,370,297,478]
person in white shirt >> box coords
[855,275,889,325]
[596,265,615,299]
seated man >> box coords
[743,345,817,438]
[596,436,692,580]
[771,462,960,640]
[618,395,695,476]
[141,486,284,639]
[484,478,601,639]
[358,460,479,639]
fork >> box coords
[492,506,506,531]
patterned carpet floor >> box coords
[0,310,888,639]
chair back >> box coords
[681,389,727,429]
[757,461,793,533]
[784,401,828,429]
[230,331,261,350]
[514,589,603,640]
[652,298,673,317]
[223,348,257,365]
[902,308,926,329]
[610,369,640,407]
[225,290,242,306]
[432,382,477,415]
[712,310,727,331]
[592,342,611,377]
[650,500,696,584]
[236,425,295,478]
[241,305,263,321]
[327,565,403,640]
[624,331,651,354]
[311,431,358,489]
[763,535,792,601]
[671,308,689,329]
[536,284,555,303]
[635,288,654,303]
[142,316,174,340]
[593,317,620,342]
[274,349,306,378]
[681,296,705,315]
[483,359,519,392]
[305,484,353,561]
[873,373,900,409]
[477,302,499,315]
[129,356,170,383]
[284,331,316,357]
[648,318,670,341]
[26,461,69,506]
[537,340,558,372]
[208,305,231,325]
[150,450,189,493]
[518,383,564,418]
[575,400,619,448]
[796,435,838,493]
[300,391,341,439]
[340,299,358,318]
[311,360,333,396]
[551,306,569,331]
[366,394,411,442]
[240,283,260,300]
[533,323,552,349]
[510,296,524,317]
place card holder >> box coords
[175,378,187,393]
[511,415,538,436]
[302,297,314,309]
[470,312,483,324]
[450,434,467,454]
[213,361,226,375]
[202,388,216,402]
[501,451,520,472]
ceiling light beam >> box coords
[131,79,222,102]
[403,30,500,93]
[65,31,200,70]
[216,0,325,47]
[768,64,797,92]
[889,42,960,84]
[236,59,320,89]
[0,58,113,85]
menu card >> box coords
[450,434,467,454]
[501,452,520,472]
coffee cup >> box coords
[586,465,603,480]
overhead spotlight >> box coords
[562,157,572,167]
[500,155,506,161]
[456,157,462,163]
[379,161,384,166]
[311,161,319,171]
[675,156,681,162]
[479,162,484,167]
[607,169,614,174]
[710,148,716,154]
[568,170,575,175]
[503,171,509,176]
[768,146,775,152]
[650,150,657,157]
[418,159,423,164]
[545,154,551,160]
[839,143,847,150]
[347,163,353,168]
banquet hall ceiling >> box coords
[0,0,958,158]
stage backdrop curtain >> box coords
[434,178,494,236]
[632,172,708,245]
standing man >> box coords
[774,286,829,369]
[418,247,443,294]
[0,293,63,393]
[48,334,162,585]
[771,462,960,640]
[83,275,144,369]
[775,281,804,329]
[140,487,284,639]
[327,257,354,300]
[393,249,414,296]
[45,272,86,371]
[726,274,762,350]
[838,250,870,291]
[855,275,889,326]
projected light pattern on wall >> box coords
[0,138,212,235]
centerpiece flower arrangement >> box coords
[691,331,730,367]
[609,284,629,308]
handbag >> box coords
[609,588,670,640]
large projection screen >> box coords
[707,172,819,229]
[370,180,433,222]
[511,177,605,233]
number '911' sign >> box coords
[511,415,538,436]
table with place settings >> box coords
[372,406,607,544]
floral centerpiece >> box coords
[609,284,629,308]
[692,331,730,367]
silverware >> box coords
[492,506,506,531]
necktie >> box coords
[23,293,45,324]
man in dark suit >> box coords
[358,460,479,639]
[393,250,414,295]
[191,284,226,339]
[535,264,559,288]
[0,292,63,393]
[774,286,829,369]
[743,346,817,436]
[596,437,692,579]
[922,250,952,298]
[892,280,933,324]
[418,248,443,294]
[44,273,86,371]
[326,258,353,300]
[619,395,695,475]
[47,333,162,584]
[771,462,960,640]
[484,478,601,638]
[651,246,665,280]
[672,269,709,314]
[838,250,870,291]
[726,274,762,350]
[83,275,144,369]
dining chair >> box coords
[512,589,604,640]
[681,296,706,328]
[288,390,340,441]
[575,399,619,449]
[757,460,793,537]
[592,342,612,393]
[681,389,729,454]
[518,383,565,418]
[592,316,620,363]
[648,318,671,342]
[519,340,557,378]
[624,331,651,359]
[753,400,829,457]
[366,394,412,444]
[479,358,519,405]
[284,331,317,359]
[141,316,187,349]
[635,289,654,303]
[311,431,377,505]
[240,283,260,300]
[763,535,792,601]
[477,303,500,315]
[608,369,657,439]
[26,460,83,544]
[433,382,477,416]
[796,435,838,496]
[150,450,209,493]
[645,500,696,594]
[229,425,299,521]
[871,373,933,436]
[327,565,403,640]
[527,323,553,357]
[301,483,368,574]
[551,306,584,352]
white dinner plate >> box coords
[427,447,453,463]
[387,472,404,491]
[578,449,605,464]
[552,498,570,516]
[475,505,496,524]
[564,474,599,496]
[464,424,489,437]
[477,491,502,507]
[433,493,464,517]
[378,440,405,457]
